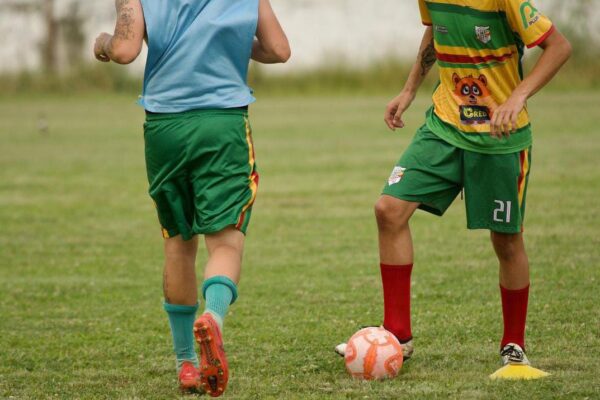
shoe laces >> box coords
[501,344,524,362]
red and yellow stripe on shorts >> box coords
[517,148,530,207]
[235,117,259,230]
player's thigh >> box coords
[144,114,196,239]
[463,147,532,233]
[382,125,463,216]
[144,116,188,180]
[190,111,258,235]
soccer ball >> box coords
[344,327,404,380]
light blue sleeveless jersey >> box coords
[139,0,259,113]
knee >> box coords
[374,197,409,231]
[164,236,198,262]
[164,248,196,269]
[210,242,243,259]
[205,227,245,257]
[491,232,525,262]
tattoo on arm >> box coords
[420,40,437,76]
[114,0,136,40]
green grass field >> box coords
[1,92,599,399]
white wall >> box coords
[0,0,423,73]
[265,0,424,72]
[0,0,591,74]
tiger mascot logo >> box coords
[451,73,498,125]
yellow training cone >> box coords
[489,364,550,380]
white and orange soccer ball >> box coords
[344,327,404,380]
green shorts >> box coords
[144,108,258,240]
[382,125,531,233]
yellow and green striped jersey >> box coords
[418,0,554,154]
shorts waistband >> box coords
[145,106,248,121]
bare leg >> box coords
[374,195,420,343]
[162,235,200,380]
[491,232,530,289]
[491,231,530,350]
[204,226,245,284]
[163,235,199,305]
[193,227,245,396]
[375,195,420,265]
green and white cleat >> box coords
[490,343,550,380]
[335,337,414,360]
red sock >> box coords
[500,284,529,350]
[380,263,413,342]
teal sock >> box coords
[163,302,199,371]
[202,276,238,330]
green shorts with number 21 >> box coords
[382,124,531,234]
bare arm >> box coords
[384,27,435,130]
[94,0,145,65]
[251,0,291,64]
[490,28,572,137]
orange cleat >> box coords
[178,361,201,393]
[194,313,229,397]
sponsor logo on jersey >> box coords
[520,1,540,29]
[475,26,492,44]
[459,105,491,125]
[388,166,406,185]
